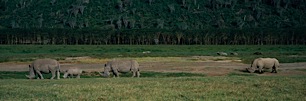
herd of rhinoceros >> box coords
[25,57,280,79]
[25,59,140,79]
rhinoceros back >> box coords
[111,59,139,73]
[259,58,278,69]
[66,68,82,74]
[32,59,60,73]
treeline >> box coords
[0,28,305,45]
[0,0,305,29]
[1,0,305,45]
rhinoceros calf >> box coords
[101,59,140,78]
[63,68,83,78]
[26,59,60,79]
[247,58,279,73]
[230,52,238,56]
[217,52,228,56]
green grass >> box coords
[1,45,306,63]
[0,71,206,79]
[0,71,28,79]
[227,72,257,76]
[295,69,306,72]
[1,45,305,100]
[0,76,305,100]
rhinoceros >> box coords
[246,58,279,73]
[101,59,140,77]
[63,68,83,78]
[217,52,228,56]
[26,59,60,79]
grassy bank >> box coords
[1,45,306,63]
[0,76,305,100]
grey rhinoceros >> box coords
[26,59,60,79]
[100,59,140,77]
[217,52,228,56]
[246,58,279,73]
[63,68,83,78]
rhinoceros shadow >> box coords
[238,69,261,73]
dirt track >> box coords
[0,56,305,76]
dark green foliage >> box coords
[0,0,306,45]
[0,28,306,45]
[0,0,305,29]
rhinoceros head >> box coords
[101,64,111,77]
[103,72,110,77]
[26,65,36,79]
[25,75,35,79]
[63,73,68,79]
[246,67,255,73]
[246,59,258,73]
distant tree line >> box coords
[0,28,305,45]
[0,0,305,29]
[1,0,305,46]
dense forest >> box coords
[0,0,305,45]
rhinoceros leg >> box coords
[36,70,44,79]
[271,66,277,73]
[77,74,80,78]
[258,66,264,74]
[70,74,74,78]
[50,69,56,79]
[63,72,68,78]
[136,71,140,78]
[113,70,120,77]
[57,70,60,79]
[274,67,277,73]
[131,71,136,77]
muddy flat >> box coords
[0,56,305,76]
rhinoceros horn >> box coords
[25,74,35,79]
[26,65,36,79]
[25,75,30,78]
[98,72,103,76]
[246,67,255,73]
[99,72,109,77]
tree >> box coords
[156,19,164,29]
[168,4,175,13]
[116,0,123,12]
[129,19,135,29]
[116,19,122,30]
[176,32,183,45]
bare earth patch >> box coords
[0,56,305,76]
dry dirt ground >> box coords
[0,56,305,76]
